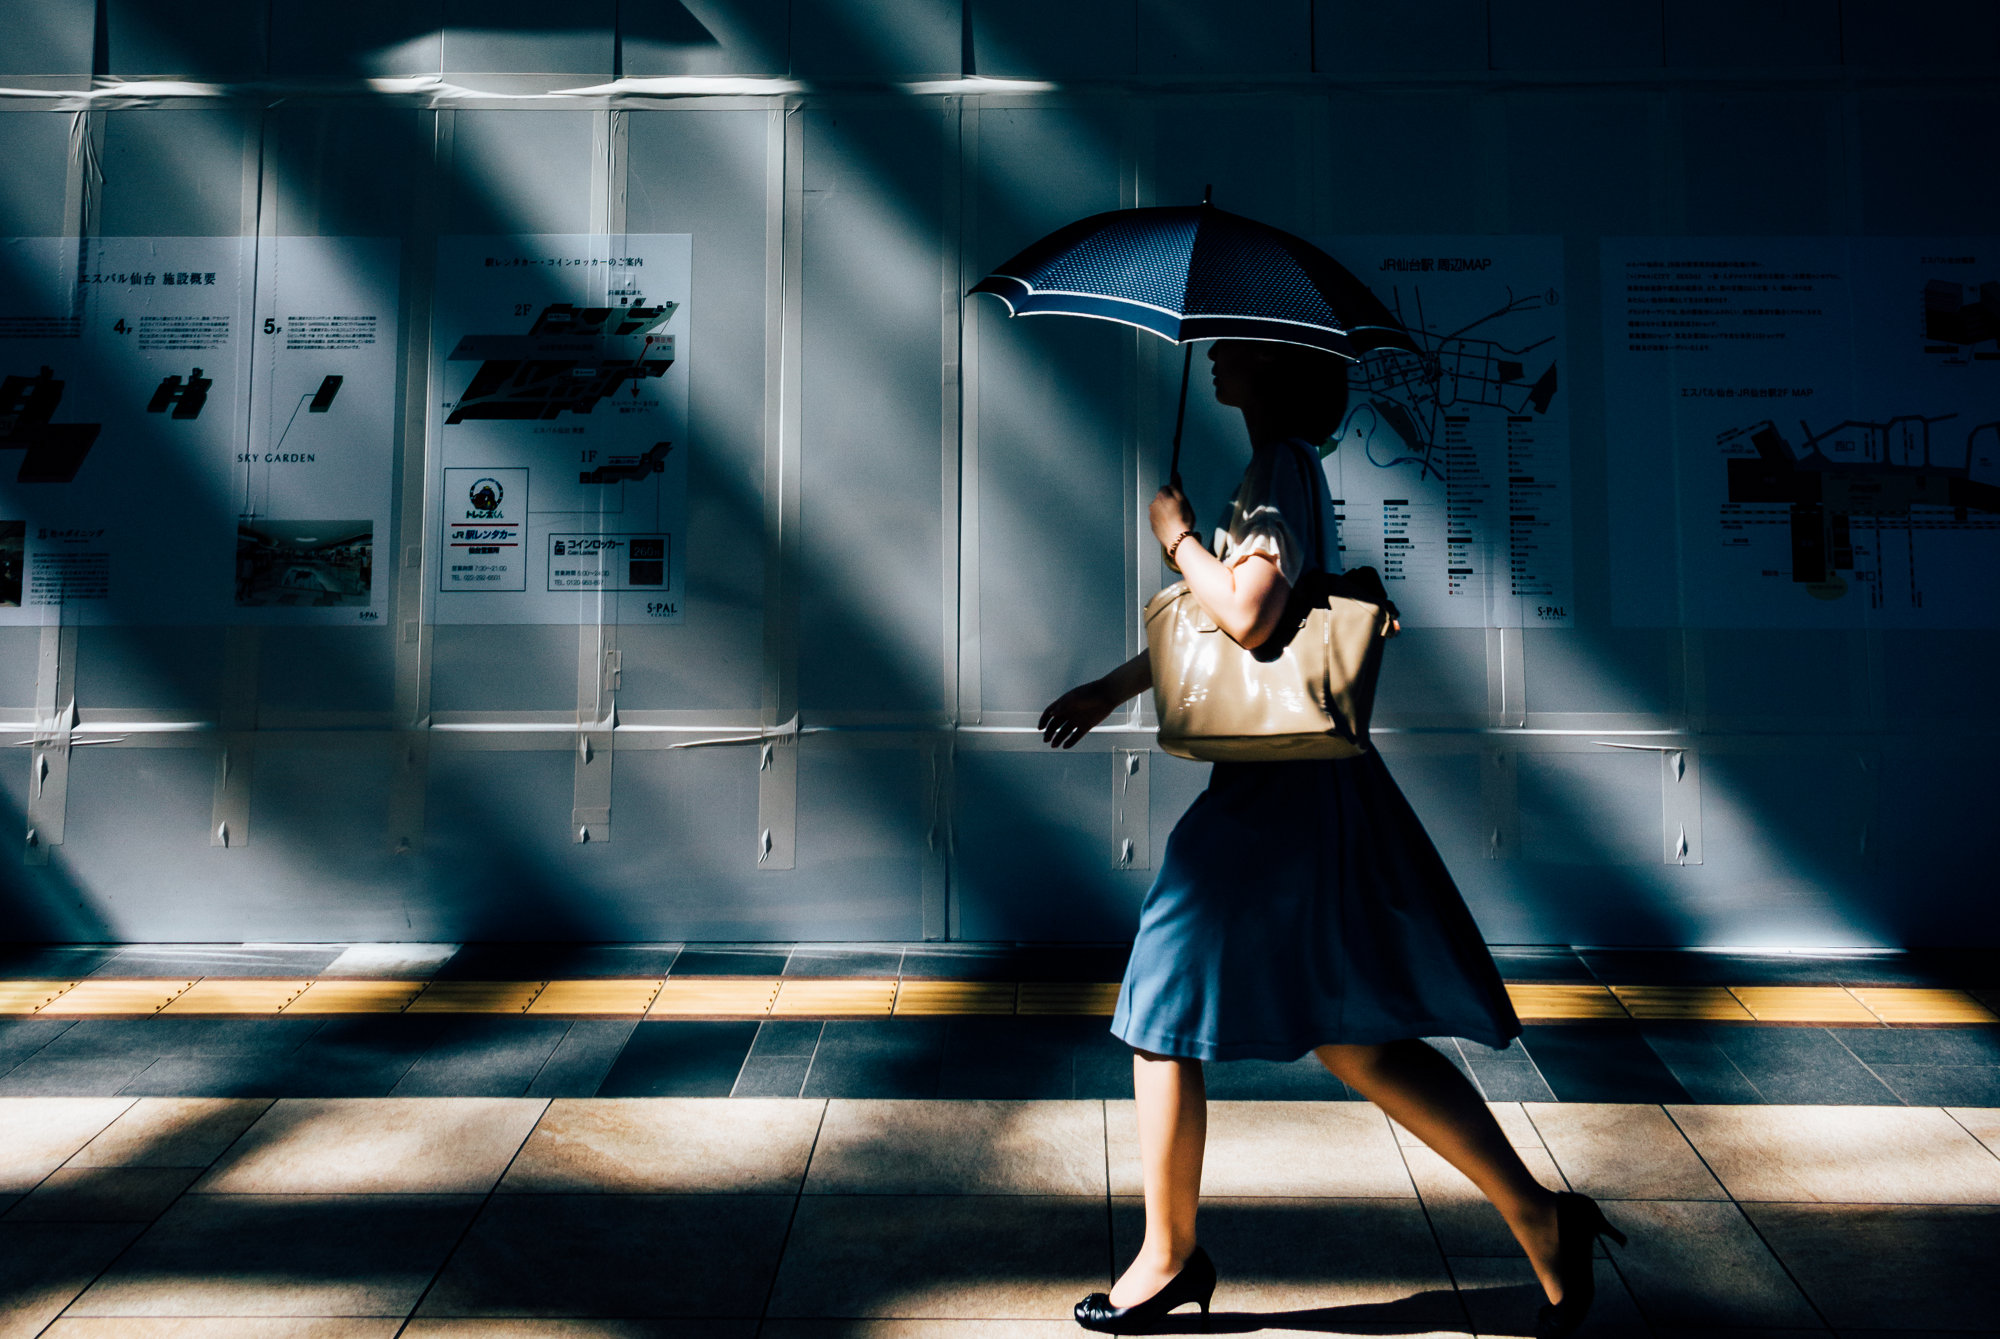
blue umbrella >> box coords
[970,190,1417,485]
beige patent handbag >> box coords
[1145,443,1392,762]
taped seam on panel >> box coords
[1112,748,1150,870]
[22,625,79,865]
[211,629,258,848]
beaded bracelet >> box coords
[1165,529,1201,567]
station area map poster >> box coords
[1315,235,1573,628]
[0,235,398,625]
[427,234,691,626]
[1605,237,2000,627]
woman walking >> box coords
[1040,339,1623,1337]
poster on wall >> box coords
[427,234,691,626]
[0,235,398,625]
[233,236,399,624]
[0,236,251,624]
[1314,235,1574,628]
[1605,238,2000,627]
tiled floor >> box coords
[3,1094,2000,1335]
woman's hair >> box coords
[1241,341,1351,443]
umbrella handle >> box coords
[1168,341,1192,492]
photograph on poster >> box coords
[1313,236,1574,628]
[428,234,692,626]
[234,520,373,608]
[0,520,20,606]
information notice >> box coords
[1604,238,2000,627]
[1314,235,1574,627]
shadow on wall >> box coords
[0,2,1939,947]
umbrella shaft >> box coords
[1169,341,1192,490]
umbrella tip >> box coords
[1202,184,1212,205]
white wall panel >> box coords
[1489,0,1663,70]
[791,0,962,80]
[0,0,94,79]
[620,0,789,77]
[973,0,1136,79]
[270,0,444,78]
[1664,0,1840,68]
[1136,0,1311,78]
[0,113,73,238]
[621,109,772,712]
[442,0,615,78]
[1313,0,1488,73]
[797,106,947,714]
[104,0,269,80]
[98,112,252,237]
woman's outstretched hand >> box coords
[1148,484,1197,548]
[1040,678,1119,749]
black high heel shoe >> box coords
[1075,1245,1217,1333]
[1535,1191,1628,1339]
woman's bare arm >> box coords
[1040,649,1151,749]
[1150,485,1291,649]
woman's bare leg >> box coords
[1108,1049,1207,1307]
[1316,1040,1566,1303]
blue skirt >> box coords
[1111,751,1520,1062]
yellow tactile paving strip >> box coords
[0,975,1993,1023]
[160,979,311,1014]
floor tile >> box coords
[1402,1144,1567,1256]
[1523,1103,1724,1200]
[67,1098,271,1169]
[44,1320,406,1337]
[1829,1028,2000,1067]
[1947,1107,2000,1158]
[1448,1254,1645,1335]
[1110,1195,1465,1328]
[1202,1055,1353,1101]
[0,1057,158,1096]
[1579,950,1852,987]
[1109,1100,1411,1198]
[0,1222,146,1337]
[734,1056,812,1097]
[196,1097,546,1194]
[418,1193,794,1318]
[1489,946,1595,982]
[90,947,347,978]
[70,1193,479,1318]
[1669,1105,2000,1203]
[1457,1039,1557,1103]
[502,1098,823,1193]
[1706,1028,1903,1105]
[784,950,903,978]
[1072,1042,1136,1100]
[0,946,119,979]
[936,1018,1092,1100]
[1744,1201,2000,1330]
[802,1020,947,1099]
[761,1323,1077,1338]
[1864,1064,2000,1106]
[751,1021,826,1058]
[403,1323,755,1337]
[809,1099,1105,1195]
[1640,1025,1766,1104]
[0,1017,75,1071]
[318,943,461,979]
[404,1323,755,1338]
[666,948,790,977]
[267,1016,451,1095]
[595,1020,757,1097]
[525,1020,636,1098]
[0,1096,134,1190]
[1519,1025,1690,1104]
[1599,1199,1819,1327]
[768,1194,1106,1319]
[4,1166,200,1221]
[38,1018,323,1061]
[435,945,683,981]
[390,1018,573,1097]
[895,948,1021,982]
[1393,1102,1547,1150]
[112,1055,294,1099]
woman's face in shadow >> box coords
[1207,339,1272,411]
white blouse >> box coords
[1210,438,1343,584]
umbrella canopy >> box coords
[970,198,1418,361]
